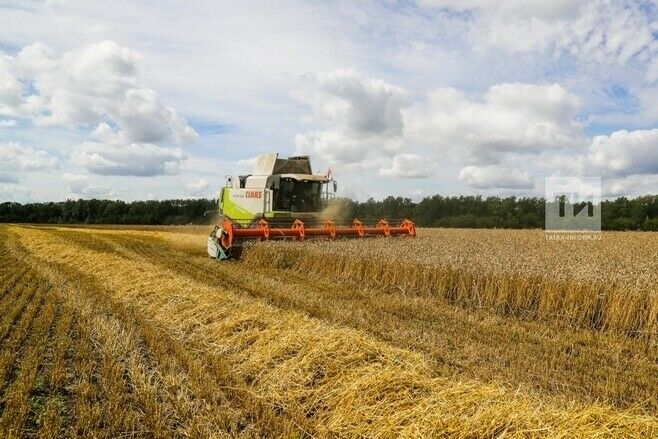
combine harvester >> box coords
[208,153,416,259]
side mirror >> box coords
[333,181,338,193]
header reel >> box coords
[207,218,416,260]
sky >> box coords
[0,0,657,202]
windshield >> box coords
[273,179,322,212]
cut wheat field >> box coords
[0,224,657,438]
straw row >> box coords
[6,225,658,438]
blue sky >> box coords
[0,0,656,202]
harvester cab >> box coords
[207,153,415,259]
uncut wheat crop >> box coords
[1,224,657,438]
[243,228,658,338]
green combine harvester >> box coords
[207,153,416,259]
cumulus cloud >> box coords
[42,41,197,144]
[185,178,210,195]
[603,174,658,198]
[0,55,26,117]
[379,154,430,178]
[235,156,258,172]
[73,141,185,177]
[295,70,407,166]
[68,122,187,176]
[542,128,658,185]
[62,173,120,199]
[295,131,400,167]
[114,88,198,144]
[301,70,406,137]
[62,173,89,193]
[459,165,535,189]
[407,83,585,164]
[0,142,59,171]
[0,6,653,200]
[0,119,17,127]
[0,183,30,201]
[0,41,197,177]
[588,129,658,177]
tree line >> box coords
[0,195,657,230]
[342,195,658,231]
[0,199,217,225]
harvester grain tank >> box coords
[207,153,416,259]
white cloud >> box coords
[26,40,140,126]
[15,42,56,75]
[185,178,210,195]
[0,142,59,171]
[0,54,27,117]
[13,41,198,143]
[73,141,185,177]
[0,41,197,178]
[235,156,257,172]
[300,70,407,137]
[114,88,198,144]
[419,0,580,20]
[379,154,430,178]
[459,165,535,189]
[588,129,658,177]
[62,173,89,193]
[295,131,401,168]
[72,123,186,176]
[422,1,657,80]
[647,56,658,83]
[0,119,17,127]
[0,2,654,202]
[0,183,31,201]
[295,70,407,166]
[407,83,585,164]
[62,172,120,199]
[603,174,658,198]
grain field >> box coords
[0,224,656,438]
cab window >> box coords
[273,179,321,212]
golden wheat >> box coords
[0,227,284,438]
[0,224,656,437]
[237,228,658,339]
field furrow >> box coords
[2,225,656,438]
[0,227,302,438]
[54,227,658,412]
[0,277,41,346]
[34,302,74,439]
[0,285,48,395]
[0,288,58,437]
[0,265,30,310]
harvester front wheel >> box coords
[207,225,231,260]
